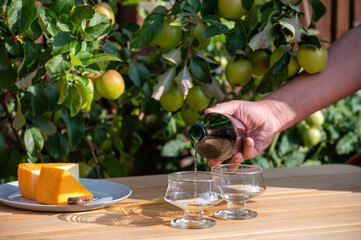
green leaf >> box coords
[249,155,270,169]
[152,67,177,100]
[162,47,182,65]
[75,51,92,64]
[17,41,38,79]
[203,24,229,38]
[175,65,193,96]
[24,127,44,163]
[277,134,289,156]
[129,61,151,88]
[355,114,361,137]
[103,155,127,177]
[336,132,357,155]
[58,15,73,32]
[83,13,111,41]
[83,62,101,74]
[70,53,83,66]
[161,134,189,157]
[309,0,326,23]
[44,82,60,111]
[92,128,107,145]
[75,48,92,61]
[129,13,164,49]
[17,70,39,90]
[242,0,254,11]
[0,0,7,16]
[153,116,177,140]
[273,51,290,74]
[0,148,24,182]
[0,65,17,91]
[45,134,69,159]
[47,23,61,37]
[281,0,300,4]
[299,35,321,48]
[61,111,85,146]
[121,22,140,40]
[225,28,246,57]
[152,5,168,14]
[68,5,94,30]
[87,53,122,65]
[277,130,299,156]
[190,56,212,83]
[284,152,305,167]
[257,63,288,94]
[279,15,301,43]
[245,5,261,33]
[45,54,71,79]
[248,21,273,51]
[202,15,222,25]
[4,34,20,57]
[49,0,73,16]
[60,85,82,117]
[74,76,92,112]
[27,18,42,40]
[12,98,26,130]
[190,0,202,13]
[78,162,93,178]
[52,32,77,55]
[351,95,361,113]
[29,84,49,115]
[200,0,218,17]
[31,115,56,134]
[101,40,122,55]
[169,2,181,15]
[260,6,279,25]
[0,40,9,70]
[200,78,225,101]
[7,0,37,35]
[37,6,60,37]
[325,124,340,141]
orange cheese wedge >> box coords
[17,163,79,201]
[35,165,93,205]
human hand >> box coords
[205,100,279,168]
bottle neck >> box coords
[188,124,207,143]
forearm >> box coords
[261,25,361,133]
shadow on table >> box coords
[57,200,181,227]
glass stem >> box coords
[227,200,246,212]
[184,210,204,221]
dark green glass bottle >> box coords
[188,113,247,160]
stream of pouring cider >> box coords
[194,150,198,199]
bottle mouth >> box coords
[188,124,207,143]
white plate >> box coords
[0,179,132,212]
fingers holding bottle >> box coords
[242,137,255,159]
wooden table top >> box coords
[0,164,361,239]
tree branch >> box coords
[1,101,26,154]
[84,137,101,179]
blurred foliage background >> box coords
[0,0,360,184]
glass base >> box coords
[214,209,258,220]
[170,217,216,229]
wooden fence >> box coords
[305,0,361,43]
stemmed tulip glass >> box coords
[211,164,266,220]
[164,171,223,229]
